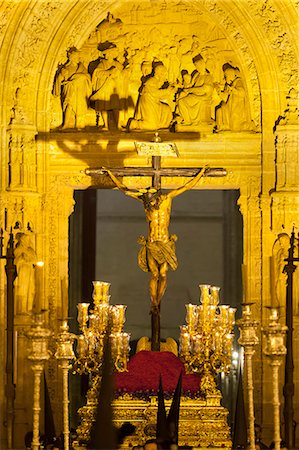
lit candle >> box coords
[34,261,44,311]
[269,256,276,305]
[242,264,247,302]
[269,306,279,323]
[77,303,90,330]
[228,307,237,328]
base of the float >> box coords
[113,392,232,448]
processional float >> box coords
[69,280,236,448]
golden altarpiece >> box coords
[0,1,298,448]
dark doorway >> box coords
[68,188,243,429]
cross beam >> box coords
[86,156,227,189]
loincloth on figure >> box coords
[137,235,178,272]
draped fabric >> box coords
[137,235,178,272]
[115,350,201,398]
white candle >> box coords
[242,264,247,302]
[34,261,44,311]
[269,256,276,305]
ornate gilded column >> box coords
[55,320,76,450]
[271,88,299,232]
[238,184,263,423]
[237,303,259,450]
[262,307,287,450]
[26,313,52,450]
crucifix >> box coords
[86,135,227,351]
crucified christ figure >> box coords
[102,166,208,350]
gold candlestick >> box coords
[262,307,287,450]
[73,281,130,444]
[179,284,235,394]
[26,313,52,450]
[237,302,259,450]
[55,320,76,450]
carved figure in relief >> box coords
[96,12,123,43]
[167,46,181,84]
[53,48,92,129]
[177,37,195,76]
[128,63,176,131]
[176,54,214,126]
[14,232,37,313]
[272,233,289,308]
[90,46,124,129]
[22,137,36,189]
[9,136,23,189]
[101,166,208,313]
[215,64,252,131]
[276,88,299,126]
[10,88,28,125]
[122,53,144,122]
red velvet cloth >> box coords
[115,350,201,399]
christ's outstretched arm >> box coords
[102,168,142,200]
[167,165,209,199]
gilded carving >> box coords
[53,48,93,130]
[275,91,299,192]
[51,5,260,132]
[276,88,299,127]
[14,232,39,317]
[77,391,232,447]
[248,0,298,89]
[0,1,16,43]
[7,125,37,191]
[271,193,299,235]
[0,1,298,446]
[13,2,61,87]
[215,64,253,132]
[202,0,260,128]
[4,0,295,136]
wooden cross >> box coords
[86,156,227,189]
[86,139,227,350]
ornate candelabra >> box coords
[73,281,130,444]
[262,307,287,450]
[179,284,236,395]
[236,303,259,450]
[26,312,52,450]
[55,320,76,450]
[73,281,130,375]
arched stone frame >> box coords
[0,0,298,445]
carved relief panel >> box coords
[50,7,258,133]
